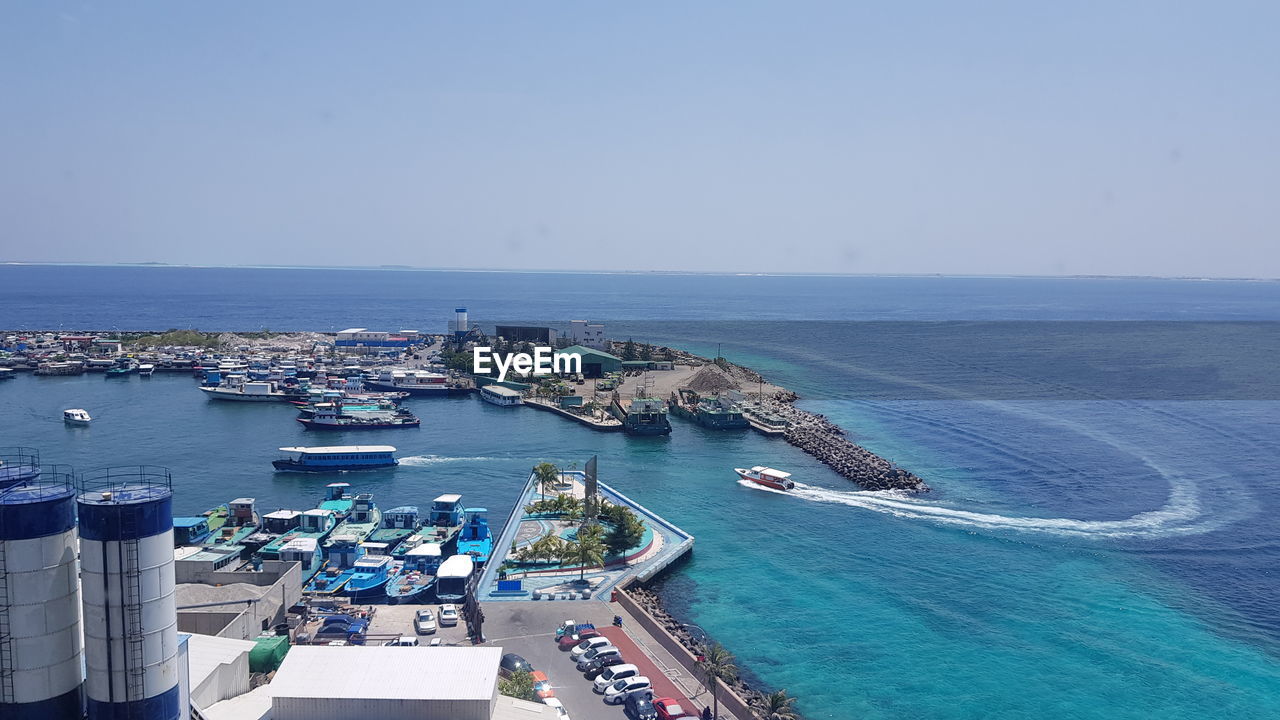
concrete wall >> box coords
[614,584,757,720]
[178,561,301,640]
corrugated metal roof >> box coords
[269,646,501,700]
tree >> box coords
[563,524,606,580]
[622,338,639,361]
[533,462,561,496]
[760,689,799,720]
[498,669,537,702]
[605,511,645,558]
[697,643,738,720]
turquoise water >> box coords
[3,267,1280,718]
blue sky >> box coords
[2,2,1277,276]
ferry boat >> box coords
[734,466,795,491]
[456,508,493,564]
[296,403,420,430]
[384,543,442,604]
[479,384,524,407]
[63,408,92,426]
[434,553,474,603]
[273,445,399,472]
[366,369,455,396]
[138,363,156,377]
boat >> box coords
[273,445,398,472]
[734,466,795,491]
[434,553,474,602]
[394,494,466,558]
[366,506,421,555]
[296,403,420,431]
[138,363,155,377]
[191,499,261,549]
[104,363,136,378]
[200,375,290,402]
[479,384,524,407]
[365,369,458,396]
[0,368,15,381]
[609,393,672,435]
[278,536,326,584]
[255,508,338,560]
[304,538,394,599]
[669,389,750,429]
[323,491,382,550]
[384,543,442,604]
[455,508,493,564]
[63,408,92,426]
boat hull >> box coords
[273,459,399,471]
[297,418,420,430]
[201,388,286,402]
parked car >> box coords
[594,664,640,693]
[383,636,419,647]
[654,697,692,719]
[500,653,534,678]
[604,676,652,705]
[414,609,437,635]
[542,697,572,720]
[558,628,600,650]
[439,604,460,626]
[530,670,555,699]
[626,692,659,720]
[583,654,627,679]
[569,635,612,660]
[576,645,621,671]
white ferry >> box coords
[273,445,399,472]
[366,369,453,395]
[479,384,523,407]
[734,466,795,491]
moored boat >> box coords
[200,375,290,401]
[479,384,524,407]
[384,543,442,604]
[296,403,420,430]
[734,466,795,491]
[456,507,493,564]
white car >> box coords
[593,663,639,693]
[575,645,620,671]
[603,676,651,705]
[383,636,419,647]
[415,609,437,635]
[439,604,459,627]
[569,635,611,660]
[542,697,572,720]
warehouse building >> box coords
[558,344,622,378]
[268,645,550,720]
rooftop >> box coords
[269,646,502,701]
[279,445,397,453]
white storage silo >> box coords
[0,467,83,719]
[78,467,180,720]
[0,446,42,488]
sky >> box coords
[1,2,1278,277]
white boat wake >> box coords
[399,455,504,466]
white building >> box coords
[568,320,608,350]
[336,328,390,343]
[268,645,551,720]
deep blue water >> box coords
[2,266,1279,719]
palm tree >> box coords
[533,462,561,496]
[563,525,605,580]
[760,689,798,720]
[697,643,737,720]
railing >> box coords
[78,465,173,496]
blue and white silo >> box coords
[78,467,180,720]
[0,467,83,720]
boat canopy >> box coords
[751,466,792,480]
[263,510,302,520]
[436,554,473,579]
[434,494,463,504]
[407,543,442,557]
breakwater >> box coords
[764,393,930,492]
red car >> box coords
[530,670,555,699]
[654,697,692,720]
[557,628,600,650]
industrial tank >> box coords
[78,466,180,720]
[0,466,83,719]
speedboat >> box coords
[63,408,92,426]
[734,466,794,491]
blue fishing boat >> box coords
[385,543,442,604]
[304,537,393,599]
[456,507,493,564]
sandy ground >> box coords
[610,362,785,402]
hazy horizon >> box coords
[3,3,1277,277]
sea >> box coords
[2,265,1279,719]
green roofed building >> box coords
[559,344,622,378]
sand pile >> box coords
[684,364,742,393]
